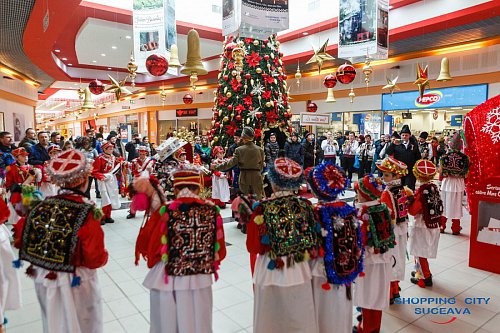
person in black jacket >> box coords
[384,125,421,190]
[125,133,141,162]
[28,131,50,166]
[264,133,280,166]
[302,133,321,169]
[284,132,303,166]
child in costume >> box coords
[377,156,413,303]
[439,131,469,235]
[409,159,443,287]
[247,157,319,333]
[306,162,363,333]
[135,166,226,333]
[0,198,21,333]
[353,175,395,333]
[211,146,230,208]
[13,149,108,333]
[38,145,62,198]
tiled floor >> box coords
[4,191,500,333]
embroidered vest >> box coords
[262,196,318,258]
[20,198,92,272]
[317,202,362,285]
[166,203,217,276]
[440,151,469,177]
[389,186,409,224]
[360,203,395,254]
[417,183,443,229]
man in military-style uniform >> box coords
[212,127,265,199]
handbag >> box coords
[353,155,360,169]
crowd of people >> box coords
[0,123,470,333]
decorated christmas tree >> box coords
[209,35,293,148]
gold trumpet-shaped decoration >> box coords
[127,52,138,87]
[362,56,373,86]
[436,57,452,82]
[349,87,355,103]
[169,44,182,68]
[295,63,302,87]
[81,87,95,110]
[181,29,208,90]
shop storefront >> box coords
[157,108,212,142]
[382,84,488,136]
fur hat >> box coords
[241,126,255,139]
[392,131,401,139]
[268,157,303,190]
[400,125,411,134]
[235,129,243,137]
[47,149,92,188]
[307,161,348,201]
[419,131,429,140]
[354,174,385,201]
[376,156,408,176]
[413,159,437,183]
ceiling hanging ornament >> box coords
[146,54,169,76]
[160,88,167,104]
[336,63,356,84]
[348,87,355,104]
[105,75,131,101]
[181,29,208,90]
[295,63,302,87]
[382,76,400,95]
[306,39,335,74]
[88,79,105,95]
[362,55,373,86]
[323,74,337,103]
[436,57,452,82]
[307,101,318,113]
[77,87,85,101]
[183,93,194,104]
[127,52,138,86]
[168,44,182,68]
[414,64,430,98]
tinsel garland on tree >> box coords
[209,34,293,148]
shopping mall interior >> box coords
[0,0,499,333]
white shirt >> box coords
[342,140,359,156]
[321,139,339,158]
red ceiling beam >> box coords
[390,0,423,10]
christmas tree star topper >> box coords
[306,39,335,75]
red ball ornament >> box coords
[261,45,266,49]
[207,135,212,140]
[323,74,337,89]
[215,122,221,128]
[236,115,242,121]
[223,75,229,81]
[307,102,318,113]
[335,64,356,84]
[183,93,193,104]
[213,110,219,117]
[145,54,168,76]
[227,105,233,111]
[88,79,105,95]
[264,55,270,61]
[256,112,262,119]
[245,73,251,80]
[281,120,286,126]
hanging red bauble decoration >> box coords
[215,122,221,128]
[336,64,356,84]
[146,54,168,76]
[183,93,193,104]
[213,110,219,117]
[88,79,105,95]
[323,74,337,89]
[307,102,318,113]
[236,114,242,121]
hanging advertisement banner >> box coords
[223,0,289,39]
[133,0,177,75]
[338,0,388,61]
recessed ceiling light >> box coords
[73,83,78,86]
[388,5,394,9]
[55,49,61,53]
[61,57,67,61]
[107,67,112,70]
[101,53,106,57]
[302,32,309,35]
[92,60,97,63]
[125,35,132,39]
[111,46,117,49]
[68,63,72,66]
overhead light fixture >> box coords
[68,63,72,66]
[302,32,309,36]
[107,67,112,70]
[62,57,67,61]
[111,46,117,49]
[92,60,97,63]
[450,107,462,110]
[125,35,132,39]
[55,49,61,53]
[101,53,106,57]
[388,5,394,9]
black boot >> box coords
[126,213,136,219]
[241,224,247,234]
[106,217,115,224]
[100,219,106,226]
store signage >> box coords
[176,108,198,117]
[382,84,488,111]
[331,113,342,121]
[300,113,329,125]
[415,91,443,107]
[451,115,463,126]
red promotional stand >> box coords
[464,94,500,274]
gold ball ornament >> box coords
[246,118,251,125]
[276,41,280,47]
[265,101,272,108]
[223,116,229,122]
[224,86,228,94]
[253,40,259,46]
[232,70,237,76]
[278,67,283,73]
[213,90,217,96]
[237,40,244,47]
[256,68,262,74]
[226,92,232,98]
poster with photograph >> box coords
[223,0,289,39]
[13,113,25,142]
[0,112,4,131]
[133,0,177,75]
[338,0,388,60]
